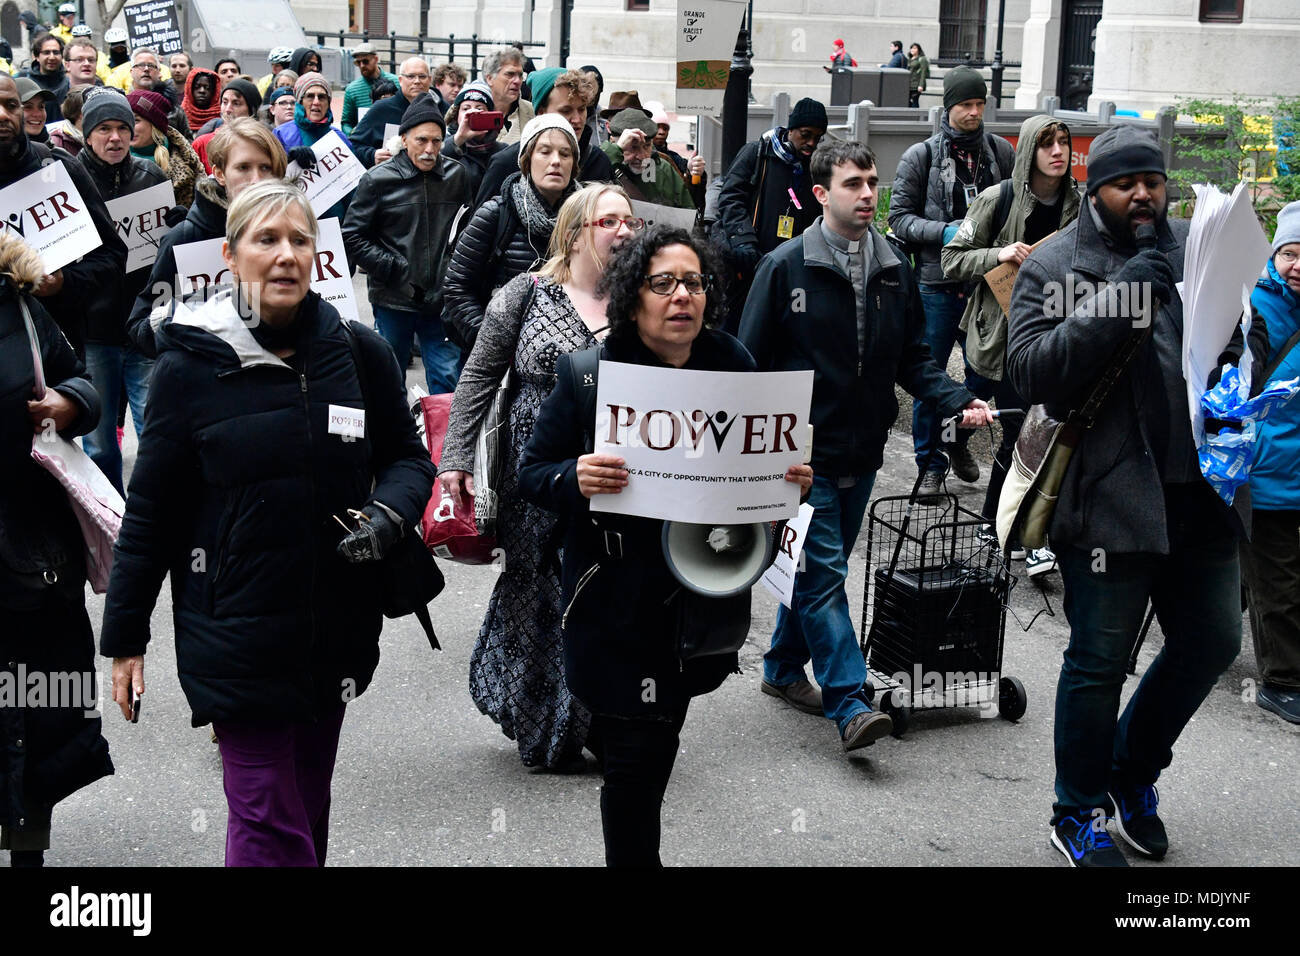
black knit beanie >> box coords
[398,93,446,135]
[787,97,828,131]
[944,66,987,110]
[1084,125,1166,195]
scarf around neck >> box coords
[510,174,565,238]
[940,113,986,154]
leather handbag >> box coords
[341,321,445,651]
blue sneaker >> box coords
[1050,814,1128,867]
[1109,784,1168,860]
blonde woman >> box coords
[439,183,643,771]
[126,89,202,207]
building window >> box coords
[939,0,988,61]
[1199,0,1243,22]
[626,0,650,9]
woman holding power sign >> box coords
[519,226,813,866]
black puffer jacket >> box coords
[0,137,128,357]
[126,174,227,357]
[518,328,755,717]
[342,149,472,313]
[78,148,169,347]
[100,291,436,726]
[442,171,572,350]
[1,240,113,838]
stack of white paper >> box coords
[1180,181,1272,446]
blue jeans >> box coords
[82,343,153,496]
[1052,526,1242,822]
[911,284,996,473]
[764,473,876,732]
[372,304,463,395]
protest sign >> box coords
[383,123,400,145]
[0,163,101,273]
[630,199,698,232]
[123,0,183,55]
[590,362,813,523]
[286,131,365,215]
[981,231,1054,315]
[760,502,814,607]
[105,180,175,272]
[675,0,748,116]
[171,217,360,323]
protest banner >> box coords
[105,180,175,272]
[123,0,183,55]
[286,131,365,215]
[590,362,814,523]
[171,217,360,323]
[0,163,101,273]
[630,199,697,232]
[675,0,748,116]
[760,502,814,607]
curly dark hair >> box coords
[597,226,727,342]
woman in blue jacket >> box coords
[1241,201,1300,725]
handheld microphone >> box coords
[1135,222,1158,251]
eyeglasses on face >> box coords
[134,62,159,71]
[300,92,330,102]
[1277,248,1300,265]
[644,272,712,295]
[585,216,645,232]
[67,56,96,64]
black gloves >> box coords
[162,205,188,229]
[336,504,403,564]
[289,146,317,171]
[1114,248,1175,312]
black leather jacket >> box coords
[341,150,473,313]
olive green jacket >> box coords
[940,113,1080,380]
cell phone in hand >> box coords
[466,110,504,132]
[130,685,140,723]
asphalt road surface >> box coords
[49,277,1299,867]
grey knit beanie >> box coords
[1273,200,1300,253]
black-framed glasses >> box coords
[644,272,712,295]
[585,216,645,232]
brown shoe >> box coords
[761,678,823,715]
[841,709,893,751]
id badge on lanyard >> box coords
[777,187,801,240]
[963,183,979,206]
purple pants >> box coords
[212,705,346,867]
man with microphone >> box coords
[740,140,993,753]
[1006,126,1267,866]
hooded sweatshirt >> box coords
[940,113,1081,380]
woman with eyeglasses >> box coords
[443,114,581,352]
[519,227,813,864]
[439,183,642,772]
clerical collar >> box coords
[820,220,864,254]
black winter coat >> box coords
[740,218,973,477]
[77,149,169,347]
[442,136,508,202]
[1,268,113,837]
[100,291,436,726]
[443,171,571,350]
[518,328,755,717]
[712,132,820,271]
[887,127,1015,286]
[349,92,411,168]
[0,137,128,357]
[342,150,471,313]
[126,175,227,357]
[472,132,614,209]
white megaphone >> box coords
[662,522,775,598]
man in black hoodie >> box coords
[0,75,126,357]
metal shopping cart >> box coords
[858,488,1027,736]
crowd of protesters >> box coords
[0,18,1295,872]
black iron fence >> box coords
[309,30,545,79]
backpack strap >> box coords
[568,345,603,453]
[1263,327,1300,382]
[991,178,1015,239]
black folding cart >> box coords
[858,492,1027,736]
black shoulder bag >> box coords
[341,321,446,652]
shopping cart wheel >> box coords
[998,676,1027,722]
[878,695,909,737]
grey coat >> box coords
[1005,206,1265,555]
[888,128,1014,286]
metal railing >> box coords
[309,30,545,79]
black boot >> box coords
[10,850,44,867]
